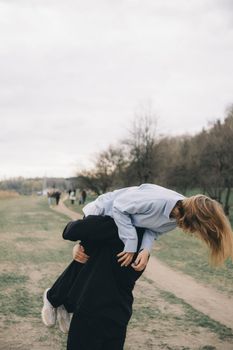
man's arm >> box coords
[73,243,90,263]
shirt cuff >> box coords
[139,239,153,253]
[123,239,138,253]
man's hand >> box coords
[72,243,90,263]
[117,251,135,267]
[131,249,149,271]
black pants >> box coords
[47,215,145,350]
[67,312,126,350]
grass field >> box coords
[0,195,233,349]
[0,196,71,350]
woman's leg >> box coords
[41,260,84,330]
[47,260,84,310]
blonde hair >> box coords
[176,195,233,266]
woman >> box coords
[42,184,233,349]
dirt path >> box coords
[52,197,233,330]
[145,257,233,329]
[52,196,82,220]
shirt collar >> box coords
[163,195,185,220]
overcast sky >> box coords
[0,0,233,179]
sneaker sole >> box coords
[41,289,56,327]
[57,307,70,333]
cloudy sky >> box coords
[0,0,232,179]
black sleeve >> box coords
[62,215,118,242]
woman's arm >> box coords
[140,228,155,252]
[129,229,154,271]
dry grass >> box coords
[0,190,19,199]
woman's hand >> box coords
[117,251,135,267]
[131,249,149,271]
[73,243,90,263]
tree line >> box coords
[0,177,68,195]
[77,105,233,216]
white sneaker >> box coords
[41,288,57,327]
[57,305,71,334]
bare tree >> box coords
[77,145,128,194]
[125,107,157,184]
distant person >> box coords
[47,191,52,206]
[55,191,61,205]
[41,183,233,350]
[69,190,76,205]
[79,189,87,205]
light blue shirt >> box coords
[83,183,185,253]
